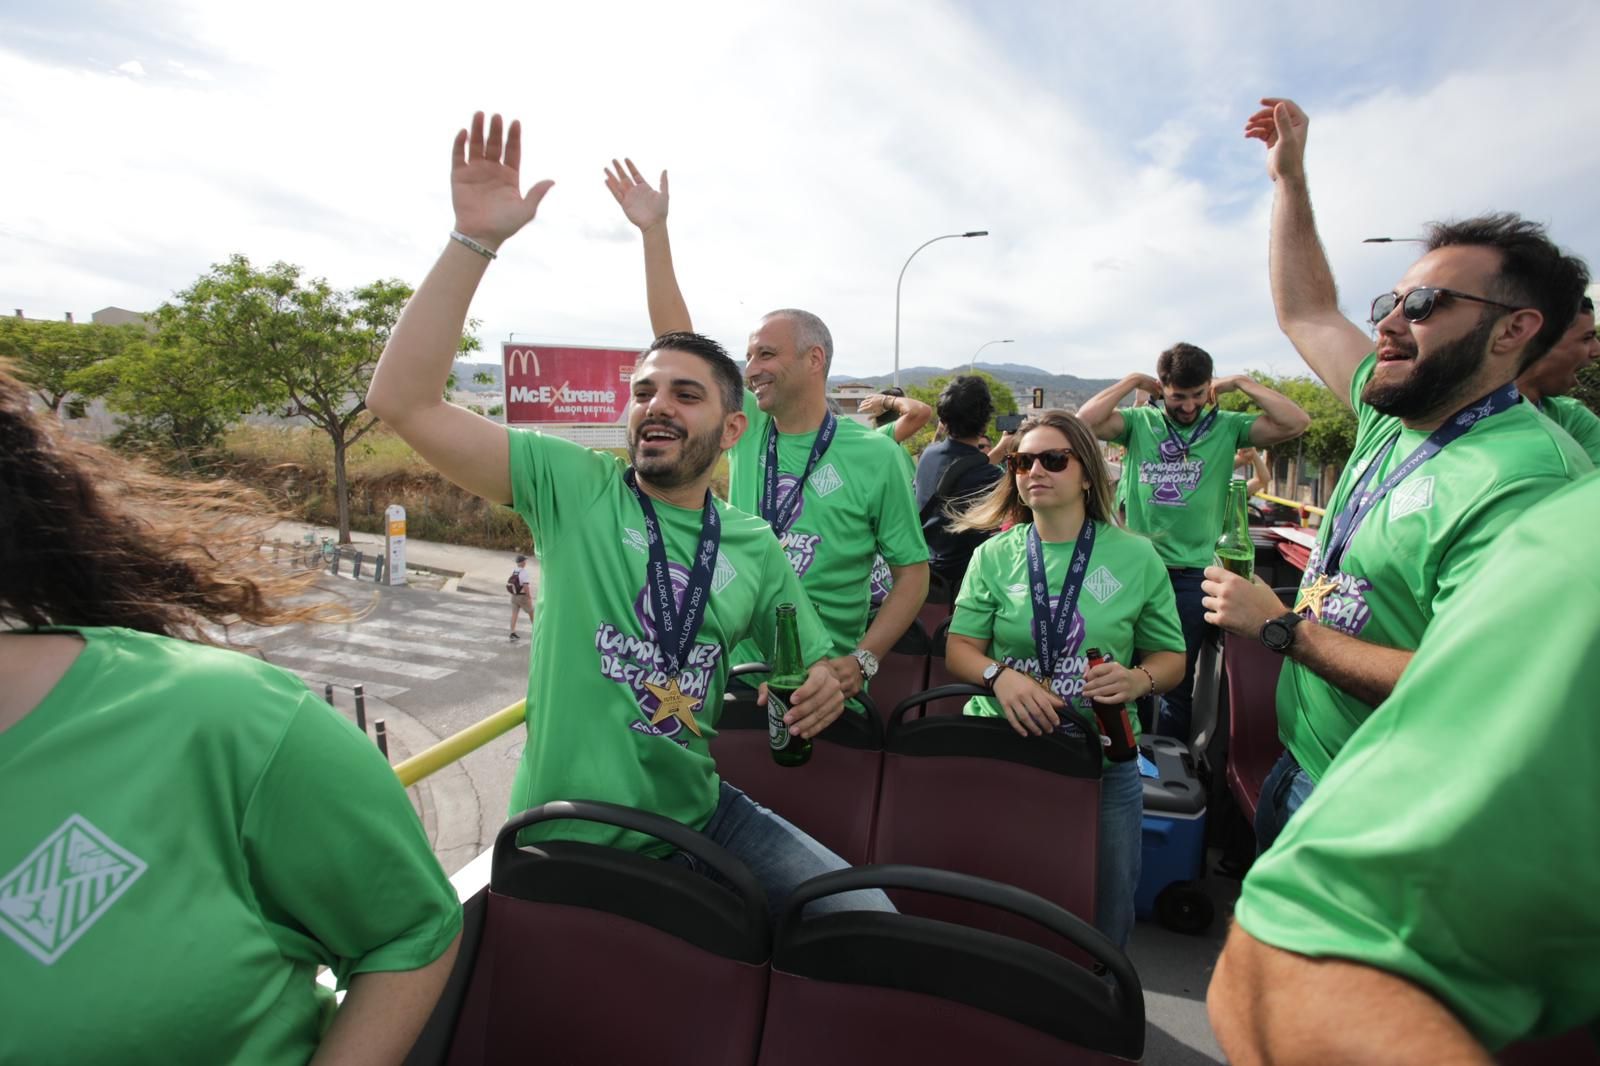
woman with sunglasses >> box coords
[943,410,1186,948]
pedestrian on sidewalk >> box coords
[508,554,533,641]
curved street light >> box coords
[968,338,1014,371]
[894,230,989,387]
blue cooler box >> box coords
[1135,734,1209,928]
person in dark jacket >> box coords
[915,375,1004,594]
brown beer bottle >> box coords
[1083,648,1139,763]
[768,603,813,767]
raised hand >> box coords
[856,393,890,417]
[1244,97,1309,183]
[604,157,670,232]
[451,112,555,252]
[1128,372,1164,399]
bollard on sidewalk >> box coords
[374,719,389,760]
[354,684,367,734]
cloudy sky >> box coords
[4,0,1597,382]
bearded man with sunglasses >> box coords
[1203,97,1592,852]
[1078,343,1310,742]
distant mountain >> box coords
[831,363,1120,410]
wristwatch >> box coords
[1259,611,1304,654]
[981,660,1007,691]
[850,648,880,681]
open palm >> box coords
[1244,98,1309,184]
[451,112,555,249]
[604,157,669,231]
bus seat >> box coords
[1499,1027,1600,1065]
[873,686,1103,959]
[873,619,931,722]
[923,618,963,707]
[1223,630,1288,826]
[755,865,1144,1065]
[1187,631,1225,765]
[713,666,884,867]
[443,801,769,1066]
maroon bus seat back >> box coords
[713,677,884,866]
[1499,1028,1600,1065]
[448,895,768,1066]
[403,889,486,1066]
[873,618,932,724]
[1224,629,1288,825]
[874,689,1103,958]
[923,618,963,712]
[757,866,1144,1065]
[444,801,770,1066]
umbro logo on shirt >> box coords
[622,529,648,554]
[809,464,845,497]
[1388,476,1436,521]
[712,554,738,594]
[0,815,147,966]
[1008,583,1027,595]
[1085,566,1123,604]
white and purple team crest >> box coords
[593,561,723,744]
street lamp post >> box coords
[894,230,989,388]
[968,338,1014,371]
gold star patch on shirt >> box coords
[645,677,704,737]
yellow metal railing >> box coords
[394,700,526,786]
[1253,491,1326,521]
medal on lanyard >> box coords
[1295,381,1520,619]
[624,468,722,735]
[1026,520,1097,684]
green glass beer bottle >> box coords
[768,603,813,767]
[1215,477,1255,580]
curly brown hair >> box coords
[0,361,352,641]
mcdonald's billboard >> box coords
[502,343,638,425]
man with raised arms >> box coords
[1077,344,1310,740]
[367,113,889,916]
[1518,295,1600,464]
[1204,97,1591,848]
[604,160,929,705]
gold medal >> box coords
[1293,574,1340,620]
[645,677,704,737]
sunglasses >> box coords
[1005,448,1074,474]
[1369,286,1520,325]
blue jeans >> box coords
[1156,567,1209,741]
[669,781,894,924]
[1097,759,1144,950]
[1254,750,1316,853]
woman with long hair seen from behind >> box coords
[0,362,461,1065]
[942,410,1187,949]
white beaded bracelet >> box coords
[449,230,497,261]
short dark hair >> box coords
[645,331,744,413]
[938,375,994,439]
[1583,295,1595,315]
[1423,214,1591,368]
[874,385,906,427]
[1156,343,1213,388]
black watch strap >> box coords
[1260,611,1304,654]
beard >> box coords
[1362,313,1495,420]
[628,418,724,490]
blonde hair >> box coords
[947,410,1120,533]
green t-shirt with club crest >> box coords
[508,429,832,855]
[1112,404,1259,569]
[1278,355,1593,782]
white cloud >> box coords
[116,59,144,76]
[1,0,1595,385]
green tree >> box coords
[1217,371,1356,491]
[0,316,141,415]
[903,370,1019,456]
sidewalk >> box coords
[270,520,537,598]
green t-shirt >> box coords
[509,429,833,854]
[1538,395,1600,466]
[0,627,460,1066]
[1113,404,1259,568]
[727,392,929,667]
[1279,355,1593,781]
[1237,476,1600,1051]
[950,521,1184,762]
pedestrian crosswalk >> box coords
[225,591,527,700]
